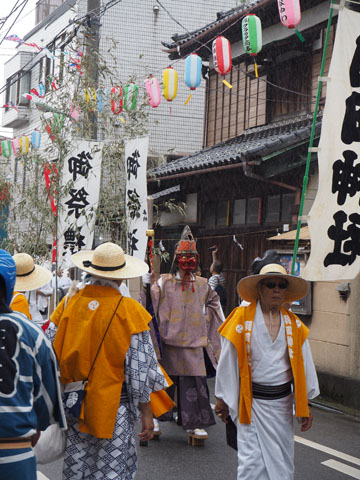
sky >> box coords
[0,0,37,136]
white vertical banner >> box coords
[303,7,360,281]
[125,136,149,261]
[57,141,103,268]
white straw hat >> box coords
[14,253,53,292]
[237,263,309,303]
[71,242,148,280]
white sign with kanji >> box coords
[57,141,103,268]
[303,7,360,281]
[125,136,149,262]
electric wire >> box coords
[0,0,31,47]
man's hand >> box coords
[300,406,313,432]
[214,398,230,424]
[138,402,154,441]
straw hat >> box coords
[237,263,309,303]
[14,253,53,292]
[71,242,148,280]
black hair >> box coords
[212,260,223,274]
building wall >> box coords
[98,0,238,158]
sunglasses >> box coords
[262,281,288,290]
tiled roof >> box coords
[150,113,321,178]
[162,0,268,60]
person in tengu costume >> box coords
[151,226,223,443]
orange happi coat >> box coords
[219,302,310,424]
[52,284,151,438]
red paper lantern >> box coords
[212,36,232,75]
[277,0,301,29]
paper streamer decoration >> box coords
[144,76,161,108]
[111,86,123,114]
[212,36,232,75]
[185,53,202,90]
[163,66,178,102]
[96,88,109,112]
[124,83,138,111]
[31,131,41,149]
[1,140,11,158]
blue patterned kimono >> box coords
[0,311,66,480]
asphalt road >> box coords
[39,380,360,480]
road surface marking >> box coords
[295,436,360,466]
[321,460,360,479]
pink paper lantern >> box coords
[212,36,232,75]
[277,0,301,29]
[144,75,161,108]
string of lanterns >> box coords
[0,0,304,157]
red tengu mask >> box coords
[177,255,198,272]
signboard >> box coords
[57,141,103,268]
[125,136,149,261]
[303,7,360,281]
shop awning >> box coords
[267,226,310,241]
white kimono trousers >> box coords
[215,302,319,480]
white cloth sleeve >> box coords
[302,339,320,400]
[215,336,240,421]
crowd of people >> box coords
[0,225,319,480]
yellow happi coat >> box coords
[52,285,152,438]
[10,292,31,319]
[219,302,310,424]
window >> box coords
[281,193,296,222]
[265,195,280,223]
[247,198,261,224]
[267,54,311,121]
[5,71,31,108]
[203,200,229,227]
[233,198,246,225]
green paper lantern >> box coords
[242,14,262,56]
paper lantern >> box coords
[1,140,11,158]
[19,135,29,154]
[163,66,178,102]
[277,0,301,29]
[31,131,41,149]
[212,36,232,75]
[124,83,138,111]
[185,54,202,90]
[144,76,161,108]
[11,138,20,155]
[110,86,123,114]
[242,14,262,56]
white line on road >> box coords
[295,436,360,466]
[321,460,360,479]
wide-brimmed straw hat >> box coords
[237,263,309,303]
[71,242,148,280]
[14,253,53,292]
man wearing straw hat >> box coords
[10,253,53,328]
[49,242,169,480]
[0,249,66,480]
[214,262,319,479]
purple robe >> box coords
[151,273,222,376]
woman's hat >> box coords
[14,253,53,292]
[237,263,309,303]
[71,242,149,280]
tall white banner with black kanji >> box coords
[125,137,149,261]
[303,7,360,281]
[57,141,103,268]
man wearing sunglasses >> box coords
[215,262,319,480]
